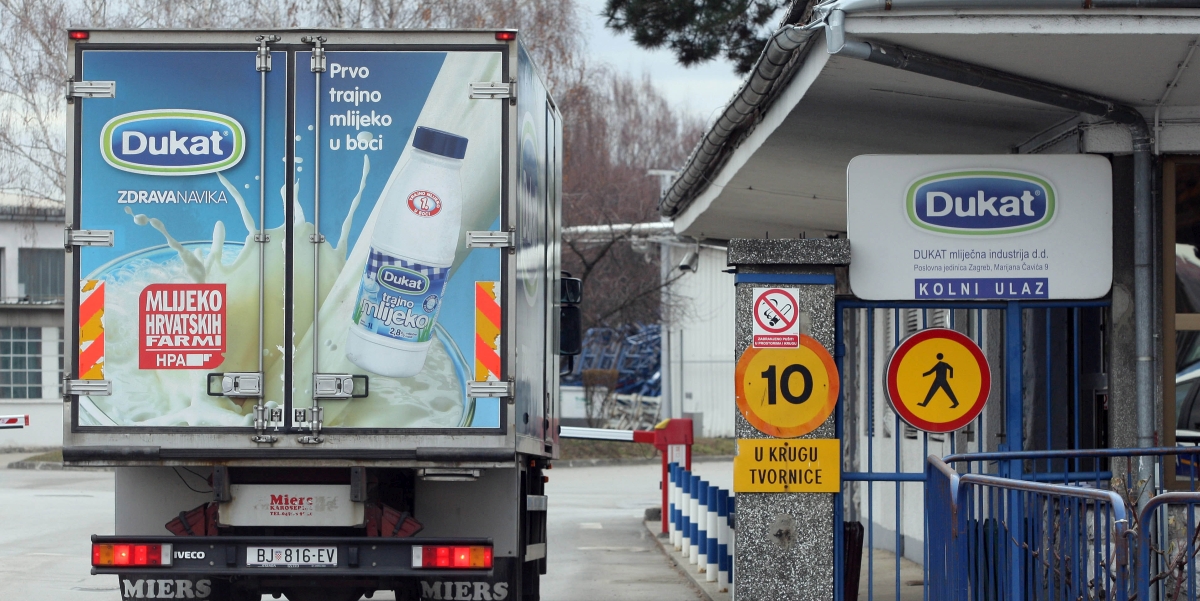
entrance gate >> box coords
[831,299,1112,601]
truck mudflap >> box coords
[92,535,518,600]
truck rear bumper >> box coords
[90,534,494,578]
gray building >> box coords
[0,193,65,449]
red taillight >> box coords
[412,545,493,569]
[92,543,171,567]
[68,30,89,40]
[495,31,516,41]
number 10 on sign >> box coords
[735,335,839,438]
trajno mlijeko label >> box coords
[352,248,449,343]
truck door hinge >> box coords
[295,406,324,444]
[64,379,111,396]
[466,230,515,249]
[65,229,114,249]
[66,80,115,100]
[467,379,514,398]
[470,81,515,100]
[302,36,328,73]
[206,372,263,398]
[255,35,280,72]
[313,374,368,400]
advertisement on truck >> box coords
[75,47,507,430]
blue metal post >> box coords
[1004,301,1025,601]
[833,304,845,601]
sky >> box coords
[580,0,746,123]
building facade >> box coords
[0,194,65,449]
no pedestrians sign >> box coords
[752,288,800,348]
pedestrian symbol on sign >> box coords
[919,353,959,409]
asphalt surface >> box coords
[0,458,732,601]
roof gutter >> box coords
[814,0,1200,11]
[659,25,817,218]
[818,6,1159,499]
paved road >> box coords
[0,459,732,601]
[541,461,731,601]
[0,464,117,600]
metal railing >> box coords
[926,447,1200,601]
[927,454,1131,601]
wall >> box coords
[661,244,736,437]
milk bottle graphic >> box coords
[346,127,467,377]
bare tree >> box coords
[559,70,703,328]
[0,0,700,331]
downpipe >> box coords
[822,12,1159,487]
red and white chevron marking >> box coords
[0,415,29,430]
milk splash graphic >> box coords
[81,158,457,428]
[80,52,501,428]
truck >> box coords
[61,27,579,601]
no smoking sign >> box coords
[753,288,803,348]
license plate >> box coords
[246,546,337,567]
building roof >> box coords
[663,7,1200,240]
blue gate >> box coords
[832,299,1112,601]
[834,299,1200,600]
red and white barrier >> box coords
[0,415,29,430]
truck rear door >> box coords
[70,37,507,436]
[74,46,289,428]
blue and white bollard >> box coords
[728,495,736,584]
[689,474,701,563]
[667,463,677,546]
[695,480,708,570]
[717,489,730,590]
[706,485,719,581]
[673,466,685,550]
[680,471,691,556]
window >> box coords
[17,248,63,303]
[1,327,48,398]
[1165,158,1200,485]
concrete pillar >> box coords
[728,238,849,601]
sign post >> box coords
[728,238,849,600]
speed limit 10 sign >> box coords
[735,335,839,438]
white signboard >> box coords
[847,155,1112,300]
[219,484,364,527]
[752,287,800,348]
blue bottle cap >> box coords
[412,126,468,159]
